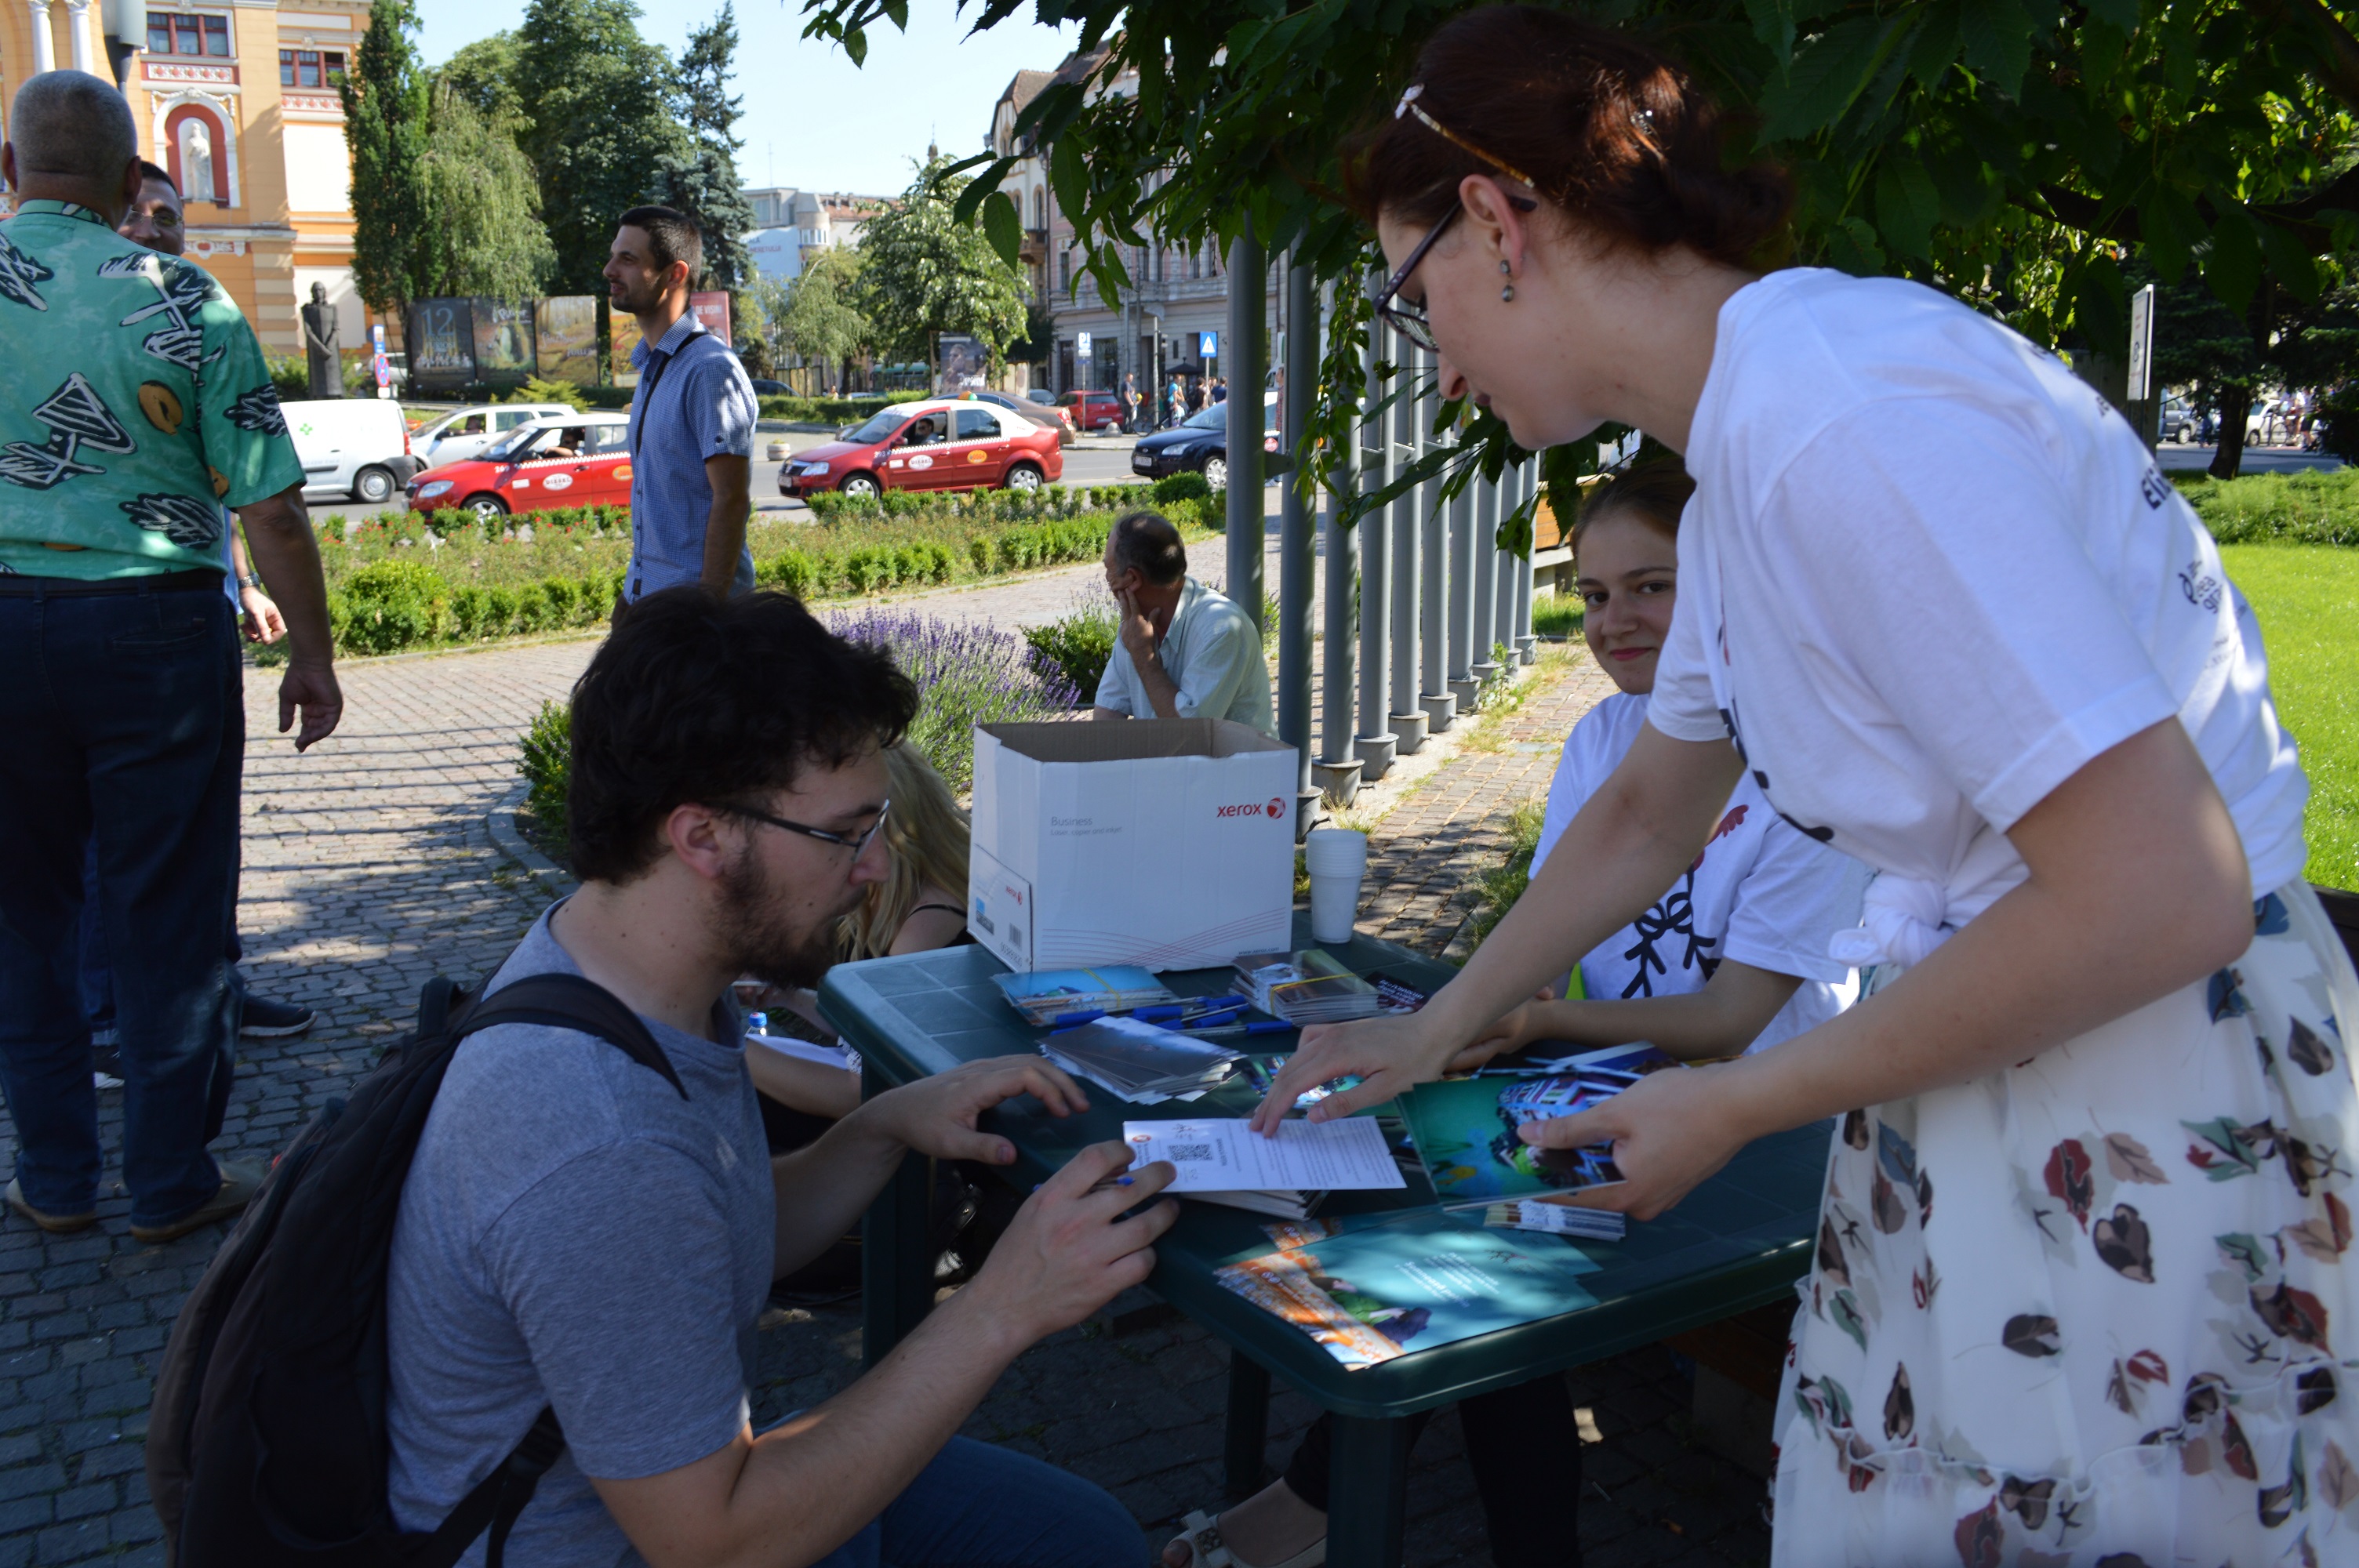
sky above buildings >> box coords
[412,0,1081,200]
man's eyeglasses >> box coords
[727,799,891,859]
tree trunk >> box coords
[2209,381,2251,479]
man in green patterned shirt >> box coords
[0,71,341,1243]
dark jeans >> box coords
[79,837,245,1032]
[0,581,240,1226]
[1284,1377,1581,1568]
[799,1432,1141,1568]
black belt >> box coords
[0,568,224,597]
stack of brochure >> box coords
[993,966,1178,1028]
[1124,1116,1405,1220]
[1398,1044,1680,1211]
[1039,1016,1242,1103]
[1230,950,1384,1025]
[1482,1200,1627,1242]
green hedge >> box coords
[325,557,619,657]
[1022,608,1116,698]
[755,541,955,598]
[2176,469,2359,548]
[757,390,931,424]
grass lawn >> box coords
[2221,543,2359,892]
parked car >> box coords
[748,379,790,397]
[777,397,1063,500]
[2158,394,2196,445]
[966,389,1074,446]
[410,403,578,468]
[281,398,423,503]
[1128,401,1278,489]
[1057,389,1128,434]
[404,412,634,518]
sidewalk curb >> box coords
[488,778,578,901]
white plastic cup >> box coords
[1304,829,1369,944]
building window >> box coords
[279,49,347,88]
[150,13,231,56]
[1060,252,1071,295]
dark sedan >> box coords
[1129,403,1278,488]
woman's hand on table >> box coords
[1248,1013,1459,1133]
[1517,1060,1759,1221]
[961,1141,1180,1345]
[869,1055,1090,1167]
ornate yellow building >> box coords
[0,0,375,358]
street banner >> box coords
[936,333,984,394]
[689,290,732,347]
[405,298,476,390]
[469,298,536,385]
[535,296,600,386]
[609,306,643,387]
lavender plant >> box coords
[828,608,1081,793]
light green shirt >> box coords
[1093,575,1276,736]
[0,200,302,580]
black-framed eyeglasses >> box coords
[1367,209,1463,353]
[727,798,891,858]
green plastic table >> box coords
[818,916,1826,1568]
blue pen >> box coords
[1048,1010,1106,1030]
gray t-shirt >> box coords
[1092,575,1274,736]
[385,908,775,1566]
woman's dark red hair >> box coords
[1347,5,1790,267]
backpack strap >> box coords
[409,1405,565,1568]
[454,972,689,1101]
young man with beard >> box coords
[384,588,1177,1566]
[605,206,757,606]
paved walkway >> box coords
[0,613,1773,1566]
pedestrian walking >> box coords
[605,205,757,605]
[0,72,342,1243]
[1121,370,1141,433]
[1167,376,1185,427]
[1209,376,1229,405]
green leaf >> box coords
[981,191,1023,270]
[1049,134,1090,241]
[1875,160,1942,260]
[2085,0,2139,30]
[1827,214,1887,275]
[841,24,867,67]
[952,157,1016,225]
[2203,200,2263,316]
[1760,15,1904,142]
[1747,0,1797,65]
[2254,216,2322,305]
[1959,0,2033,100]
[880,0,908,31]
[2139,180,2201,285]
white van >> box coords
[280,399,422,504]
[412,402,577,467]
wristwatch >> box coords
[241,572,264,589]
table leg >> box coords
[860,1054,934,1369]
[1325,1414,1412,1568]
[1223,1350,1271,1499]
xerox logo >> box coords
[1213,798,1287,820]
[1268,797,1285,820]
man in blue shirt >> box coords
[604,205,756,602]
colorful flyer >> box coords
[1398,1046,1681,1207]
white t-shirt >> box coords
[1536,692,1866,1052]
[1093,575,1276,736]
[1648,270,2307,942]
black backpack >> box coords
[147,972,689,1567]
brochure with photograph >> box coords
[1398,1045,1681,1208]
[1214,1209,1603,1370]
[1230,950,1385,1024]
[993,966,1177,1027]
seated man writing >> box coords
[385,586,1179,1567]
[1089,510,1274,735]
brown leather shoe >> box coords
[129,1160,266,1244]
[5,1178,96,1235]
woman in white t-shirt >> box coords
[1467,457,1865,1069]
[1257,10,2356,1563]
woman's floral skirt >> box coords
[1772,883,2359,1566]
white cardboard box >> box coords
[968,719,1297,972]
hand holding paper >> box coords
[1249,1013,1458,1134]
[1516,1060,1752,1220]
[1123,1117,1405,1194]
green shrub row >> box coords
[1022,608,1117,698]
[966,517,1112,575]
[803,483,1185,524]
[326,557,619,656]
[754,542,957,598]
[2176,468,2359,548]
[757,390,932,424]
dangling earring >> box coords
[1499,257,1514,303]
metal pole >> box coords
[1279,259,1317,825]
[1417,366,1451,732]
[1514,484,1537,665]
[1446,475,1478,710]
[1354,324,1395,782]
[1470,476,1499,686]
[1496,463,1522,654]
[1387,339,1425,754]
[1226,222,1266,630]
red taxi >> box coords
[404,412,634,518]
[779,398,1064,501]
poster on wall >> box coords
[535,296,601,387]
[405,298,476,390]
[689,290,732,347]
[935,334,985,394]
[609,306,643,387]
[470,299,536,385]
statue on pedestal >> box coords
[302,281,343,399]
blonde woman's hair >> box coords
[840,743,972,960]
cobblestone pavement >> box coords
[0,613,1773,1566]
